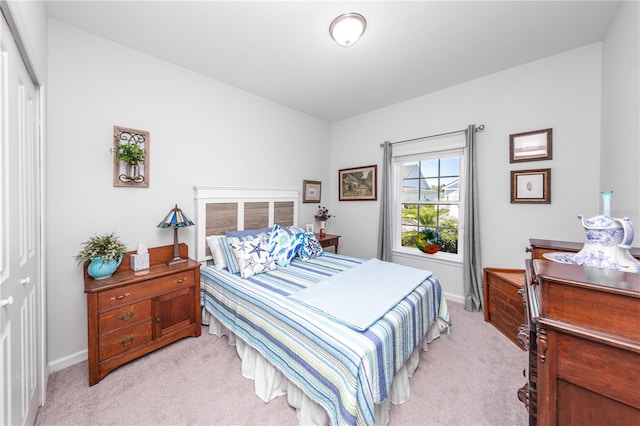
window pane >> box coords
[401,182,420,202]
[419,159,439,178]
[440,156,460,176]
[441,176,460,201]
[403,161,419,178]
[424,178,439,200]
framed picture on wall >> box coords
[511,168,551,204]
[509,128,552,163]
[302,180,321,203]
[338,165,377,201]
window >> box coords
[393,145,465,260]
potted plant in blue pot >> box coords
[75,232,127,280]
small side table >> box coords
[315,233,341,253]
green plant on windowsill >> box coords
[116,142,145,164]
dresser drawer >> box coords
[99,299,152,334]
[98,270,196,310]
[99,321,152,362]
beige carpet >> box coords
[35,301,528,425]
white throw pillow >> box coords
[205,235,227,270]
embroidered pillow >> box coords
[229,237,276,278]
[205,235,227,270]
[268,224,304,267]
[298,232,324,261]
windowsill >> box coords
[392,247,463,267]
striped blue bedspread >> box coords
[200,253,448,425]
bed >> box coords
[194,186,450,425]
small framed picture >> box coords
[511,168,551,204]
[305,223,314,233]
[509,128,552,163]
[339,165,377,201]
[302,180,321,203]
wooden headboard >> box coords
[193,185,299,263]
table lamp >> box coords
[157,204,194,265]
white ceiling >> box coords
[45,1,621,122]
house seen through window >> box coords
[397,150,463,256]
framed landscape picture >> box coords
[338,165,377,201]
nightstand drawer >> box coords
[99,299,152,333]
[99,321,152,362]
[98,270,195,310]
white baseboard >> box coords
[444,292,464,305]
[48,349,87,373]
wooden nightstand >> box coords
[84,243,201,385]
[315,233,341,253]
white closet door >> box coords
[0,11,41,426]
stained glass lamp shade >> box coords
[157,204,194,265]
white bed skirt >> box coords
[202,308,446,426]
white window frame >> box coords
[391,136,466,264]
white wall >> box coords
[601,0,639,225]
[329,44,603,300]
[46,20,330,370]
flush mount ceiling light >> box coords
[329,13,367,47]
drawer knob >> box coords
[175,278,186,284]
[119,336,135,346]
[120,311,135,321]
[110,292,130,301]
[156,317,161,323]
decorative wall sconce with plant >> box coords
[112,125,150,188]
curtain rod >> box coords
[379,124,485,147]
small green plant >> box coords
[75,232,127,265]
[117,142,145,164]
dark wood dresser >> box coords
[519,239,640,425]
